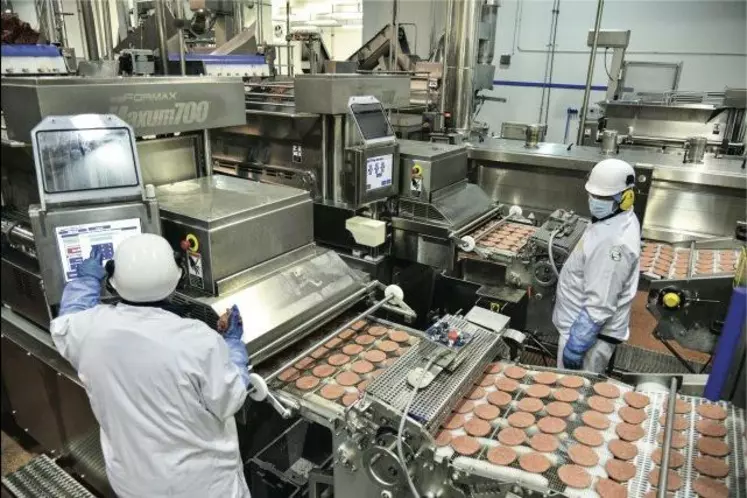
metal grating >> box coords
[366,316,505,433]
[2,455,95,498]
[613,344,709,374]
[398,198,447,223]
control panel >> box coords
[28,114,160,306]
[424,318,474,350]
[530,209,589,259]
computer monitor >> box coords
[55,218,143,282]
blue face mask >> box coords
[588,196,616,219]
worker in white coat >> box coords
[552,158,641,373]
[51,233,251,497]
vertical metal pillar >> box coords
[321,116,329,200]
[203,130,213,177]
[177,0,186,74]
[154,0,169,74]
[78,0,100,60]
[101,0,114,59]
[332,115,344,203]
[576,0,604,145]
[441,0,481,133]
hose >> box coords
[397,353,442,498]
[547,227,561,278]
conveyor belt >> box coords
[439,365,745,498]
[1,455,94,498]
[265,316,421,416]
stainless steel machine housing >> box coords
[156,175,313,295]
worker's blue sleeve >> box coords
[562,308,602,370]
[59,248,106,317]
[223,305,250,388]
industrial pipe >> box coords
[203,130,213,176]
[576,0,604,145]
[286,1,291,76]
[538,0,560,125]
[176,0,186,75]
[154,0,169,75]
[477,1,498,64]
[332,115,344,203]
[441,0,481,133]
[1,219,35,247]
[78,0,100,60]
[53,0,69,47]
[101,0,114,60]
[321,115,329,200]
[390,0,398,70]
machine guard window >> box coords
[35,127,140,194]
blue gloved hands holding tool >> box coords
[59,247,106,316]
[217,305,251,388]
[562,308,602,370]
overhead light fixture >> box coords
[339,24,363,30]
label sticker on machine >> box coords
[55,218,142,282]
[365,154,393,191]
[292,144,303,163]
[187,251,204,288]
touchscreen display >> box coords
[56,218,142,281]
[365,154,393,191]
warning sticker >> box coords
[187,251,204,288]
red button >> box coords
[180,240,190,251]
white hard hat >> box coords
[110,233,182,302]
[585,158,635,197]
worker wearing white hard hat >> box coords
[50,233,251,498]
[552,158,641,373]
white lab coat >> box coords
[50,303,251,498]
[552,210,640,368]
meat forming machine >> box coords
[0,77,417,496]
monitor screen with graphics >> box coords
[55,218,142,282]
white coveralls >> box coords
[552,209,641,372]
[51,303,251,498]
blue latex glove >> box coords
[562,308,602,370]
[222,305,251,388]
[59,247,105,316]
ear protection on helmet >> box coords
[616,173,636,211]
[618,189,635,210]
